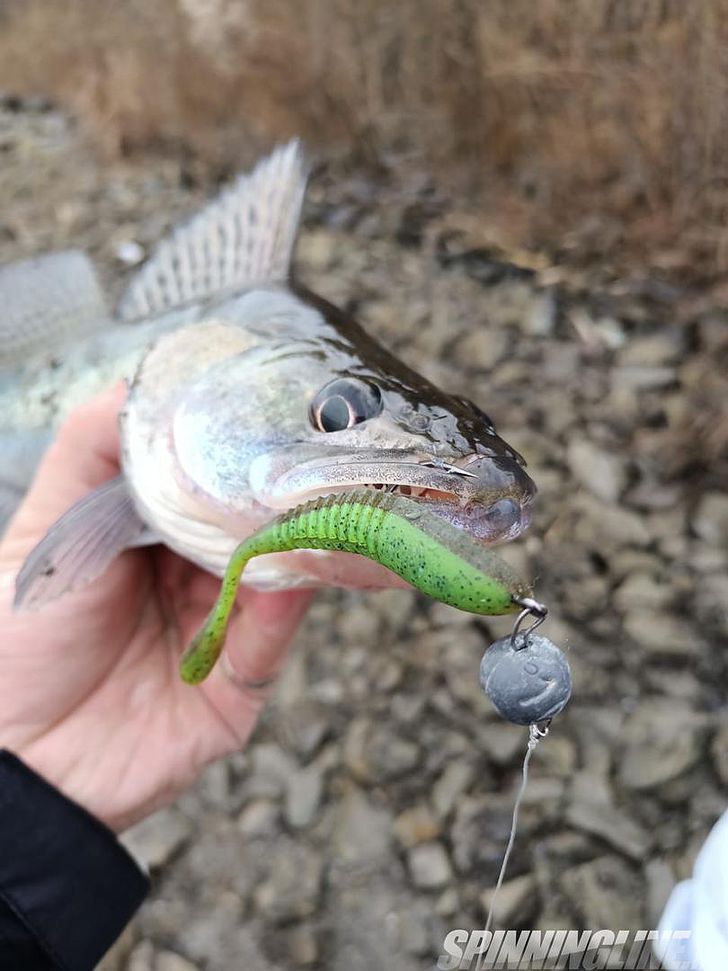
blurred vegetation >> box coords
[1,0,728,267]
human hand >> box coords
[0,385,313,833]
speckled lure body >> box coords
[181,489,533,683]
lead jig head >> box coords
[479,600,572,725]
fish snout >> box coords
[418,453,536,544]
[459,453,535,542]
[458,453,537,505]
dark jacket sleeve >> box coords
[0,749,149,971]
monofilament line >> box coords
[476,722,549,971]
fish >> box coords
[0,141,536,609]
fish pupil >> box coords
[319,395,352,431]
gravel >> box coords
[121,809,194,872]
[5,100,727,971]
[407,842,454,890]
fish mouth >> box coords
[252,450,536,545]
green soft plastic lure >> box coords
[180,489,534,684]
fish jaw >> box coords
[248,447,536,546]
[120,430,418,590]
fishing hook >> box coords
[510,595,548,649]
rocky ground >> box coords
[1,98,728,971]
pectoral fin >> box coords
[14,476,148,610]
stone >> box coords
[333,784,393,863]
[175,892,245,963]
[390,692,428,724]
[375,658,405,691]
[287,924,319,966]
[566,791,651,860]
[248,743,298,798]
[645,859,677,927]
[285,765,324,829]
[619,333,680,366]
[710,719,728,786]
[567,437,627,503]
[253,840,323,922]
[480,873,538,927]
[575,496,651,548]
[524,290,557,336]
[432,760,475,819]
[561,856,646,928]
[407,841,453,889]
[570,706,623,778]
[198,761,230,810]
[238,799,280,839]
[534,735,578,778]
[397,899,437,956]
[690,548,728,574]
[692,493,728,545]
[115,238,145,265]
[610,549,664,579]
[428,626,493,709]
[452,795,536,879]
[614,571,673,612]
[435,887,460,917]
[479,723,525,767]
[611,365,677,391]
[121,808,193,870]
[279,702,331,759]
[696,573,728,638]
[393,804,442,848]
[453,326,509,371]
[156,953,199,971]
[620,700,709,791]
[622,611,703,659]
[297,228,337,269]
[125,941,154,971]
[343,717,420,783]
[336,601,382,644]
[645,506,688,543]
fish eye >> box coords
[311,378,383,432]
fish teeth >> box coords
[359,483,432,499]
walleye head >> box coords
[164,289,536,549]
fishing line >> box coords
[479,722,549,965]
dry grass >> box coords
[2,0,728,263]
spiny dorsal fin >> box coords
[0,249,109,368]
[118,140,309,320]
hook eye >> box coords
[510,596,548,649]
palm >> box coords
[0,388,311,832]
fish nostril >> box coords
[483,498,521,534]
